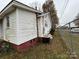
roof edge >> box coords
[0,0,42,13]
[0,0,14,13]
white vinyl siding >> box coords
[38,13,51,37]
[3,10,17,44]
[16,8,37,45]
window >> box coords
[44,15,47,18]
[45,20,48,27]
[6,16,10,27]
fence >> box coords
[59,19,79,58]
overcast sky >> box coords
[0,0,79,26]
[54,0,79,26]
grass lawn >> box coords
[0,31,69,59]
[59,29,79,58]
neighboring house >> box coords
[0,0,52,52]
[71,27,79,33]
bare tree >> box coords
[43,0,58,24]
[74,14,79,27]
[28,1,41,10]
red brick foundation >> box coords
[11,38,39,52]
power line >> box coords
[60,0,70,19]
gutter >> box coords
[36,13,39,38]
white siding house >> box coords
[38,13,52,37]
[0,0,52,52]
[16,8,37,45]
